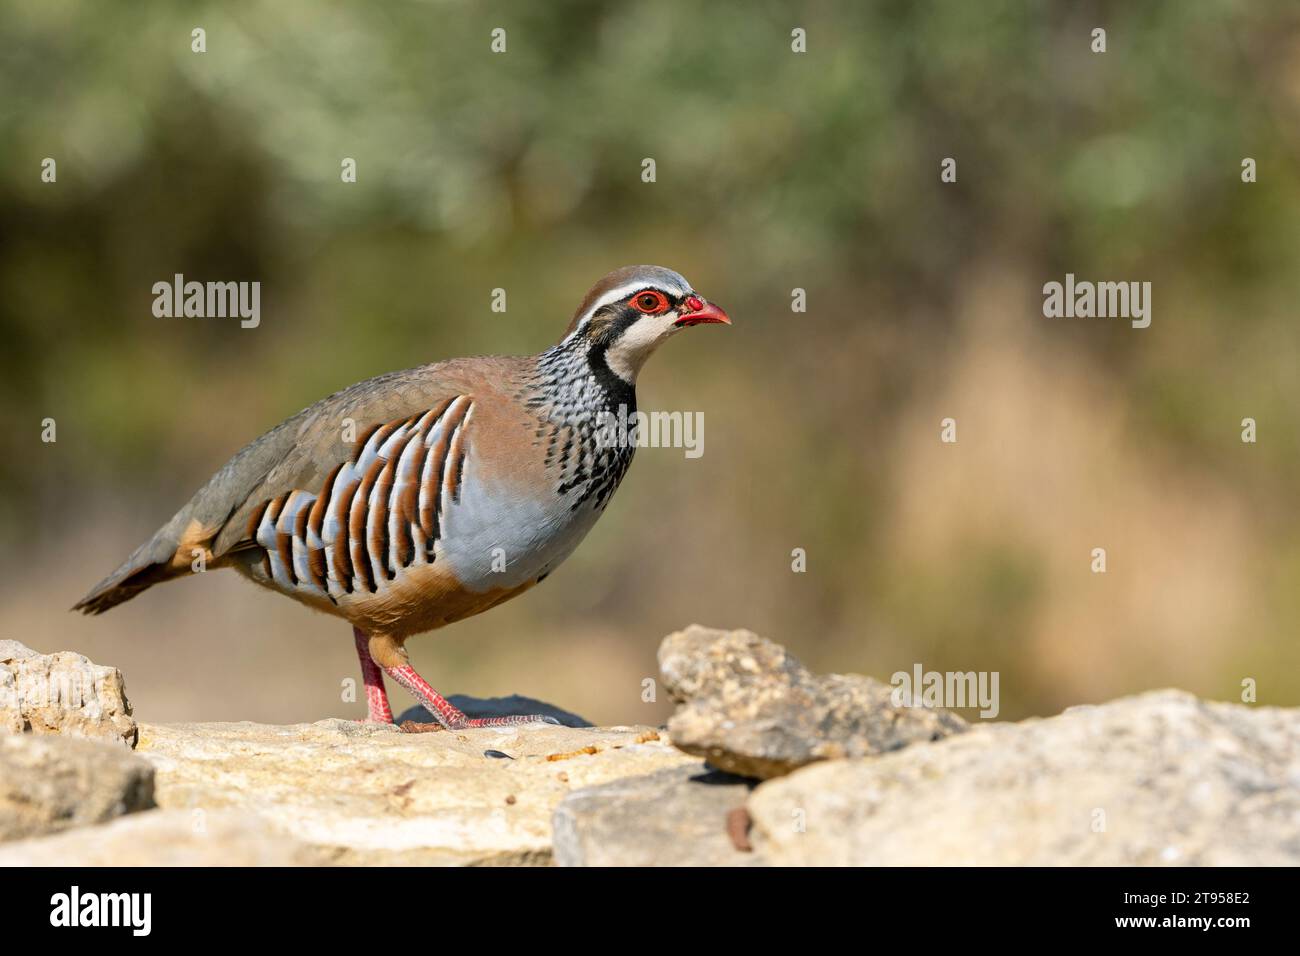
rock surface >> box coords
[0,809,324,866]
[0,640,137,746]
[748,690,1300,866]
[122,717,693,865]
[0,733,154,842]
[5,631,1298,867]
[553,764,758,866]
[659,625,965,779]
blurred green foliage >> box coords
[2,0,1298,721]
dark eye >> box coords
[632,290,668,314]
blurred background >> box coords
[2,0,1298,726]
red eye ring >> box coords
[631,290,669,314]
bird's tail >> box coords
[72,509,203,615]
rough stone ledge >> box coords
[122,717,694,866]
[746,689,1300,866]
[4,630,1296,867]
[0,640,136,746]
[659,625,965,779]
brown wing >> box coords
[74,356,527,614]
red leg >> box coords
[353,627,394,724]
[383,662,557,731]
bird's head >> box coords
[562,265,730,384]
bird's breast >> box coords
[436,435,630,592]
[231,389,634,631]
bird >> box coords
[74,265,730,729]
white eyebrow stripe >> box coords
[567,279,691,338]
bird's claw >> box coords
[443,713,560,730]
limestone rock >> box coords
[0,809,324,866]
[0,733,154,842]
[659,625,964,779]
[553,764,761,866]
[0,640,137,746]
[134,717,694,865]
[748,690,1300,866]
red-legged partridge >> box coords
[75,266,729,728]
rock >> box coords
[748,690,1300,866]
[0,734,154,842]
[0,809,324,866]
[553,764,761,866]
[0,640,137,746]
[134,717,694,865]
[659,625,965,779]
[11,630,1290,867]
[395,694,592,729]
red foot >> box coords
[383,664,558,730]
[353,627,394,724]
